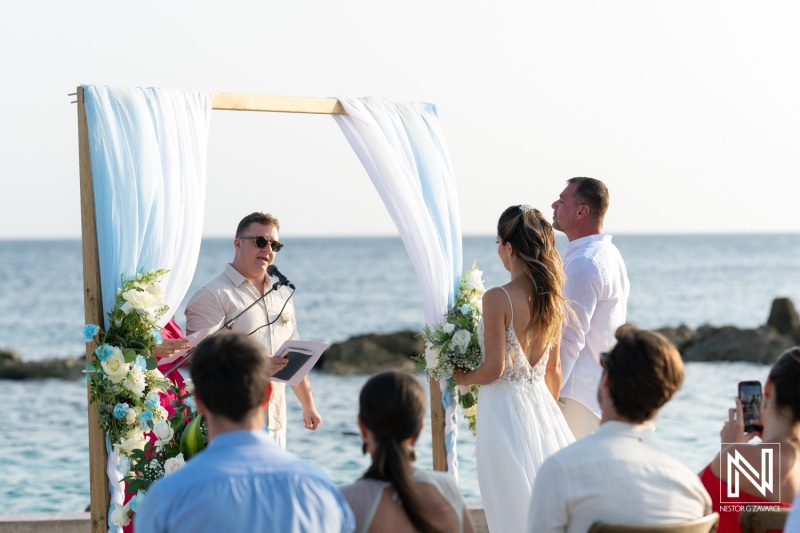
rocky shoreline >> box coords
[3,298,798,380]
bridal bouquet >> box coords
[83,270,206,527]
[416,261,486,435]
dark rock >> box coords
[0,355,85,380]
[767,298,800,338]
[682,326,795,364]
[317,330,423,375]
[0,348,21,363]
[655,324,696,351]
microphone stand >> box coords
[163,280,289,377]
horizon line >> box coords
[1,231,798,241]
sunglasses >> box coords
[239,236,284,252]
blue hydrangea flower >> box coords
[117,456,130,477]
[139,410,153,430]
[112,403,129,419]
[83,324,100,342]
[458,304,472,315]
[144,392,161,411]
[152,329,163,345]
[133,355,147,371]
[184,396,197,412]
[95,343,114,362]
[129,491,146,513]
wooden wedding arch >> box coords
[76,87,450,532]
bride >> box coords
[454,205,575,532]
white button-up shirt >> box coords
[185,263,298,431]
[528,421,712,533]
[560,234,629,416]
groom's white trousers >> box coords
[559,397,600,440]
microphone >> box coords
[267,265,295,289]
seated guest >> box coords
[528,324,711,532]
[700,346,800,532]
[341,370,476,533]
[135,333,355,533]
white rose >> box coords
[119,289,158,317]
[424,344,441,369]
[451,329,471,353]
[101,351,129,384]
[462,269,486,295]
[153,420,174,444]
[442,323,455,334]
[155,405,168,420]
[122,365,146,397]
[147,281,165,302]
[124,408,137,426]
[457,384,471,396]
[164,453,185,475]
[110,504,131,527]
[184,379,195,394]
[118,428,147,454]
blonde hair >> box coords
[497,206,568,346]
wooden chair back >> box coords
[587,513,719,533]
[739,508,790,533]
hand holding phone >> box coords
[738,380,763,433]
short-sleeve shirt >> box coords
[185,263,298,431]
[134,430,355,533]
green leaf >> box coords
[122,348,137,363]
[181,414,205,459]
[145,356,158,370]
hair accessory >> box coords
[362,442,368,455]
[519,204,533,212]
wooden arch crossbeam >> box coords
[76,87,448,532]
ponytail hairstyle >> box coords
[497,206,569,347]
[359,370,441,533]
[768,347,800,424]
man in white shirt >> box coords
[185,212,321,449]
[528,325,712,533]
[551,177,629,438]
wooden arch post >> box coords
[77,87,449,531]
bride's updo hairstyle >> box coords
[359,370,440,533]
[497,206,568,346]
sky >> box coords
[1,1,798,238]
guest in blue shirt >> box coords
[135,333,355,533]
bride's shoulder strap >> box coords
[498,286,513,321]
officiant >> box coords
[185,212,322,449]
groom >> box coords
[551,177,629,439]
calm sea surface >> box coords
[0,234,798,512]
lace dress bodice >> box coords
[477,287,548,385]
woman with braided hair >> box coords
[341,370,475,533]
[454,205,575,532]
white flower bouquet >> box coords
[84,269,206,526]
[416,261,486,435]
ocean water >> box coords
[0,234,798,513]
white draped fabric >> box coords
[82,85,212,531]
[83,85,212,329]
[334,97,463,477]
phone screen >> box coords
[738,381,763,432]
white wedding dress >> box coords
[476,287,575,532]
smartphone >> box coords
[738,380,763,433]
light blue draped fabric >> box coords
[333,97,462,478]
[83,85,212,328]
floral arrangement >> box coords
[84,270,206,528]
[416,261,486,435]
